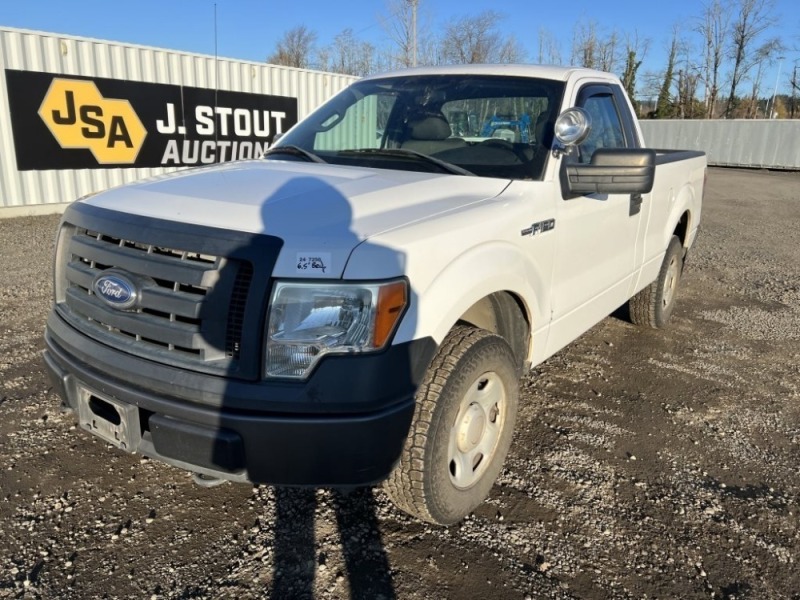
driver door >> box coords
[546,84,645,354]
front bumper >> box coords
[44,314,435,486]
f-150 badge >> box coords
[521,219,555,237]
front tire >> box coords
[629,235,684,328]
[384,325,519,525]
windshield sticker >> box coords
[296,253,331,275]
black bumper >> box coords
[44,315,436,487]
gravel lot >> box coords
[1,167,798,599]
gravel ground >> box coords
[1,167,798,599]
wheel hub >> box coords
[448,371,506,490]
[662,255,680,308]
[457,403,486,453]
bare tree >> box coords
[267,25,317,69]
[537,28,563,65]
[697,0,731,118]
[746,57,764,117]
[380,0,438,68]
[571,19,599,68]
[440,10,526,64]
[317,29,379,76]
[724,0,780,118]
[674,31,707,118]
[677,68,703,118]
[497,37,526,64]
[639,70,665,116]
[597,31,619,72]
[571,19,620,71]
[745,42,779,116]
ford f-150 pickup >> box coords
[43,64,706,525]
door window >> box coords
[577,93,626,164]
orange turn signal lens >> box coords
[373,281,408,348]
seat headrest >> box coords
[535,111,554,148]
[408,114,452,141]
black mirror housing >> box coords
[565,148,656,196]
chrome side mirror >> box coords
[552,107,592,157]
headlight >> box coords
[53,221,76,304]
[265,279,407,379]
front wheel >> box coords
[629,235,684,328]
[384,325,519,525]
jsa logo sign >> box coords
[38,78,147,164]
[6,69,298,171]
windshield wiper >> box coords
[339,148,475,176]
[264,145,327,164]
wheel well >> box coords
[456,292,530,375]
[673,211,690,246]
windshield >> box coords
[273,75,565,180]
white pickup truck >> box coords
[44,65,705,525]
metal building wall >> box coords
[0,27,357,213]
[640,119,800,170]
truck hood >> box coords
[83,159,509,277]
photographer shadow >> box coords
[271,486,395,599]
[197,171,415,598]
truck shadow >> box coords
[271,487,395,599]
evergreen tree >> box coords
[655,35,678,118]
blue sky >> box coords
[2,0,799,99]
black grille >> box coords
[57,226,252,372]
[226,261,253,359]
[53,203,283,380]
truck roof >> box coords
[362,63,620,84]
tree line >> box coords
[266,0,799,119]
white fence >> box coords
[0,27,357,215]
[640,119,800,170]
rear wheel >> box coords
[384,325,519,525]
[629,235,684,328]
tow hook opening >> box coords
[88,396,121,425]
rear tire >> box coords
[384,325,519,525]
[629,235,684,328]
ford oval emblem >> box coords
[93,272,138,310]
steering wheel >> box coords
[479,138,525,164]
[480,138,515,151]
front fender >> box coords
[393,240,551,365]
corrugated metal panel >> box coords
[0,26,357,209]
[315,96,379,151]
[640,119,800,170]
